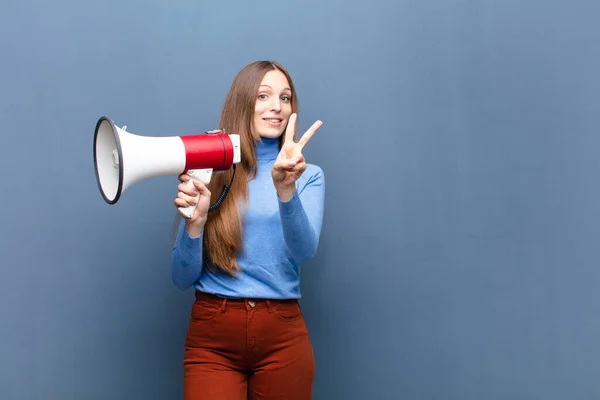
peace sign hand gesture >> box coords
[271,113,322,200]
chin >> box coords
[258,127,284,139]
[260,132,282,140]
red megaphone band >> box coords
[180,132,234,171]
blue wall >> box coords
[2,0,600,398]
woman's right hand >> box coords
[174,173,211,236]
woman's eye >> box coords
[281,95,290,102]
[258,94,267,100]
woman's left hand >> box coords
[271,113,322,200]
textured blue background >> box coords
[1,0,599,398]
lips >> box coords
[263,117,283,127]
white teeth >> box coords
[264,118,281,123]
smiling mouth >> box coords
[263,118,283,123]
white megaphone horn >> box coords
[93,116,241,218]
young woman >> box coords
[170,60,325,400]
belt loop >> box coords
[266,299,273,311]
[220,298,227,313]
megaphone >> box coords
[93,116,241,218]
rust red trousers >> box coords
[183,290,315,399]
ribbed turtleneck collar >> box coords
[255,137,280,162]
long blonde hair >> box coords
[203,61,298,275]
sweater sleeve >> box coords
[170,218,204,290]
[277,165,325,263]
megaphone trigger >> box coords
[187,169,213,185]
[177,169,213,219]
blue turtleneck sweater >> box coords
[170,137,325,299]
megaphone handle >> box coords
[178,169,212,219]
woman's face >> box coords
[253,69,293,139]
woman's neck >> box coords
[255,137,280,162]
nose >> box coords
[270,97,281,112]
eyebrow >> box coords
[259,84,291,91]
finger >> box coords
[178,173,190,183]
[276,153,292,166]
[280,141,297,159]
[272,160,290,172]
[275,157,298,170]
[178,182,198,196]
[282,154,303,169]
[176,193,197,207]
[298,120,322,150]
[291,161,307,173]
[291,154,305,164]
[177,190,197,201]
[175,198,194,208]
[192,180,211,197]
[285,113,297,143]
